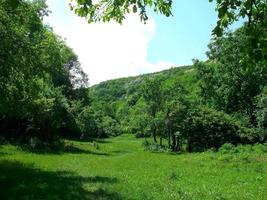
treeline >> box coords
[0,0,96,145]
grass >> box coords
[0,134,266,200]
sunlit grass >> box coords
[0,134,266,200]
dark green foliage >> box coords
[0,0,94,143]
[141,75,165,143]
[197,28,267,121]
[255,86,267,141]
[77,107,98,138]
[209,0,267,36]
[184,106,253,152]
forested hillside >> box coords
[90,66,197,103]
[89,65,199,138]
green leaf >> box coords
[133,5,137,13]
[8,0,20,9]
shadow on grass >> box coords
[63,145,110,156]
[20,144,110,156]
[110,150,132,155]
[0,151,10,157]
[94,139,112,144]
[67,138,113,144]
[0,160,121,200]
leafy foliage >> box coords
[70,0,172,23]
[255,86,267,141]
[0,0,92,143]
[210,0,267,36]
[184,106,253,152]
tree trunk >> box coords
[171,134,176,151]
[152,127,157,143]
[176,137,180,152]
[187,137,192,152]
[168,130,171,148]
[160,136,162,146]
[16,119,21,137]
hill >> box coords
[88,65,200,137]
[89,65,198,103]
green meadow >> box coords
[0,134,266,200]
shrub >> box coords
[184,106,253,152]
[219,143,236,154]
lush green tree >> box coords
[0,0,52,137]
[210,0,267,36]
[196,25,267,123]
[164,101,188,151]
[126,98,150,137]
[141,76,165,142]
[0,0,92,143]
[184,106,253,152]
[159,77,190,150]
[255,86,267,141]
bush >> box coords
[218,143,236,154]
[184,106,253,152]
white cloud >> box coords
[44,1,174,85]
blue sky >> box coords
[147,0,217,66]
[44,0,238,85]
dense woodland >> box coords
[0,0,266,152]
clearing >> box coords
[0,134,266,200]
